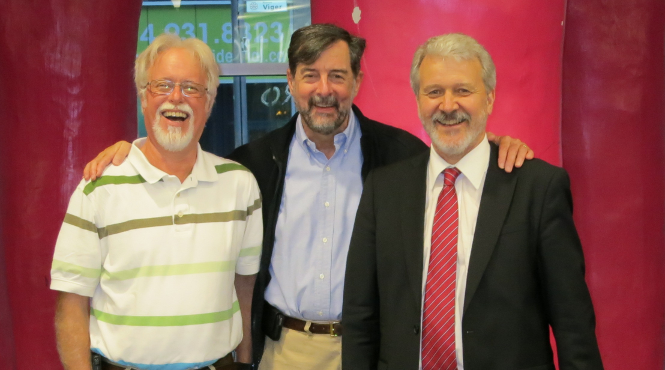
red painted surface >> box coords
[0,0,141,368]
[562,0,665,369]
[313,0,566,166]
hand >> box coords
[83,141,132,181]
[487,132,534,173]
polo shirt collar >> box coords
[128,138,218,184]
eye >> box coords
[425,89,443,97]
[456,88,472,95]
[151,80,173,93]
[330,74,344,81]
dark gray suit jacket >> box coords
[342,143,603,370]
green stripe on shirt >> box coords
[92,300,240,326]
[101,261,236,280]
[247,198,262,216]
[215,163,249,174]
[83,175,147,195]
[52,259,101,279]
[95,203,262,239]
[63,213,97,233]
[238,246,261,257]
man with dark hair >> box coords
[83,24,533,370]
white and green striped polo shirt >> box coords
[50,139,262,370]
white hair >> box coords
[135,33,220,111]
[410,33,496,95]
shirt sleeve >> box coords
[235,172,263,276]
[50,180,102,297]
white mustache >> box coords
[157,102,194,116]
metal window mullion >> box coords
[233,76,249,147]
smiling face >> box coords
[417,55,495,163]
[141,47,209,153]
[287,40,363,136]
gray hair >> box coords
[410,33,496,95]
[135,33,220,110]
[288,24,366,77]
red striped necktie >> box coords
[422,167,462,370]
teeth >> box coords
[163,111,188,118]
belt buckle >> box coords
[330,322,339,337]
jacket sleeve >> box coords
[342,171,381,370]
[538,168,604,369]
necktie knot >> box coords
[443,167,461,187]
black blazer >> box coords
[227,105,428,364]
[342,144,603,370]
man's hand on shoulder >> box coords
[487,132,535,173]
[83,141,132,181]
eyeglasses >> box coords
[144,79,208,98]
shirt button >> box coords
[324,201,330,207]
[318,311,323,316]
[177,211,184,217]
[323,237,328,243]
[319,274,325,279]
[176,193,181,198]
[326,166,331,171]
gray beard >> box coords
[298,95,348,135]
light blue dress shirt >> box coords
[264,112,364,321]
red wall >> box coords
[313,0,566,166]
[562,0,665,368]
[0,0,141,368]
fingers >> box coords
[111,141,132,166]
[515,144,534,169]
[496,135,533,173]
[82,141,131,182]
[83,161,94,181]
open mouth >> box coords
[161,111,189,122]
[436,119,467,127]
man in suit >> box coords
[342,33,603,370]
[82,25,534,370]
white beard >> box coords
[421,109,487,159]
[152,102,195,152]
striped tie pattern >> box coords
[422,167,461,370]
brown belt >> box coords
[101,352,234,370]
[282,316,343,336]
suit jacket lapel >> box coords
[463,144,517,314]
[400,152,430,309]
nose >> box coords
[316,77,332,96]
[439,92,458,113]
[168,83,185,104]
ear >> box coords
[140,93,147,111]
[286,68,295,93]
[486,89,496,115]
[352,70,364,97]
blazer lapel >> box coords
[463,145,517,314]
[400,152,430,309]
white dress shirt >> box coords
[420,136,490,370]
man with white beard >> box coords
[50,33,260,370]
